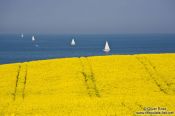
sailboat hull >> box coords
[103,49,110,52]
[71,43,75,46]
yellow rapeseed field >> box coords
[0,54,175,116]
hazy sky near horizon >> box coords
[0,0,175,34]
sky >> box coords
[0,0,175,34]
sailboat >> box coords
[32,36,35,42]
[71,38,75,46]
[20,33,24,38]
[103,41,110,53]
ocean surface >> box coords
[0,34,175,64]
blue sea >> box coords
[0,34,175,64]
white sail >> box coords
[21,33,24,38]
[32,36,35,41]
[103,41,110,52]
[71,38,75,46]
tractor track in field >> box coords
[22,64,27,99]
[13,63,28,101]
[136,56,174,95]
[79,57,100,97]
[13,65,21,100]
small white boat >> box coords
[103,41,110,53]
[21,33,24,38]
[71,38,75,46]
[32,36,35,41]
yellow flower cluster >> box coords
[0,54,175,115]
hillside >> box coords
[0,54,175,115]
